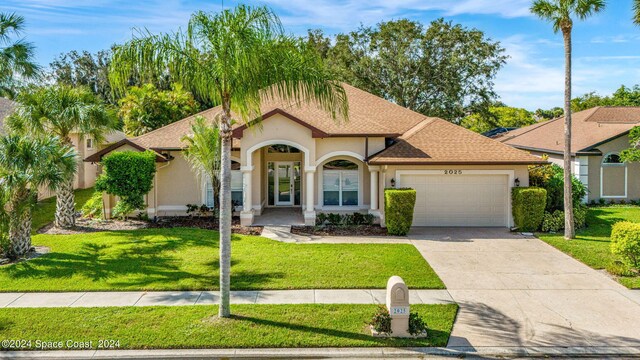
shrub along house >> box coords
[85,84,544,227]
[499,107,640,203]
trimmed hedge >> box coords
[611,221,640,268]
[384,188,416,236]
[512,187,547,232]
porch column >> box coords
[240,166,254,226]
[368,166,381,221]
[304,167,316,226]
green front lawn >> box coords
[538,206,640,289]
[31,187,95,233]
[0,228,444,291]
[0,304,458,349]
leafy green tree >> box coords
[109,5,348,317]
[7,85,117,228]
[531,0,606,240]
[461,106,537,133]
[620,126,640,163]
[307,19,507,122]
[0,135,76,258]
[535,107,564,120]
[182,116,221,215]
[572,85,640,111]
[0,13,40,98]
[49,50,116,104]
[95,150,157,219]
[119,83,200,136]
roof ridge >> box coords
[582,106,602,123]
[133,106,221,141]
[399,117,437,140]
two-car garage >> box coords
[396,170,512,227]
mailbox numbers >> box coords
[444,170,462,175]
[390,306,409,315]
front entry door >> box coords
[275,162,294,206]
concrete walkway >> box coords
[0,289,453,308]
[407,227,640,349]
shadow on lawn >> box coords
[233,315,447,346]
[6,230,285,290]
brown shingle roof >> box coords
[129,83,426,149]
[369,118,545,165]
[499,107,640,155]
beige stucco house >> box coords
[499,107,640,202]
[86,84,543,227]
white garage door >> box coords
[400,173,509,227]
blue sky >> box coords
[1,0,639,110]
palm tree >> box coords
[7,85,117,228]
[109,5,348,317]
[634,0,640,25]
[0,135,76,258]
[0,12,40,97]
[531,0,605,239]
[182,116,221,215]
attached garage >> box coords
[397,170,513,227]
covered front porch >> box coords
[237,141,381,226]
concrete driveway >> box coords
[408,228,640,349]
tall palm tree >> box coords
[182,116,221,215]
[7,85,117,228]
[0,12,40,97]
[531,0,605,239]
[0,135,76,258]
[109,5,348,317]
[634,0,640,25]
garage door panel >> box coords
[401,174,509,227]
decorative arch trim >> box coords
[245,140,310,168]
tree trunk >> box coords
[55,176,76,228]
[218,97,233,318]
[562,26,575,240]
[7,190,32,259]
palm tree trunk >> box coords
[218,97,232,318]
[562,26,575,240]
[55,176,76,228]
[7,190,32,259]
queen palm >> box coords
[0,12,40,97]
[531,0,605,239]
[635,0,640,24]
[109,5,348,317]
[8,85,116,228]
[0,135,76,258]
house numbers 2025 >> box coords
[444,170,463,175]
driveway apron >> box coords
[409,227,640,348]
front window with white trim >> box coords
[205,162,243,208]
[600,152,627,198]
[323,160,358,206]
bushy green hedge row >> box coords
[384,188,416,236]
[611,221,640,268]
[512,187,547,232]
[541,205,588,233]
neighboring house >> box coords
[499,107,640,202]
[483,127,519,139]
[86,84,543,227]
[0,97,17,134]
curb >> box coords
[2,346,640,359]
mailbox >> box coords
[386,275,410,337]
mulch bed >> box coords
[38,216,262,236]
[0,246,50,266]
[291,225,388,236]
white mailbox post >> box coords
[386,275,410,337]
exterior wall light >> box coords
[390,178,396,188]
[514,178,520,187]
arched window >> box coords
[602,153,623,166]
[323,160,359,206]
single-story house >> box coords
[0,97,16,135]
[498,106,640,202]
[86,84,544,227]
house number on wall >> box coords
[390,306,409,315]
[444,170,463,175]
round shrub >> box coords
[512,187,547,231]
[611,221,640,269]
[81,191,104,219]
[384,188,416,236]
[529,163,587,212]
[408,312,428,336]
[369,305,392,335]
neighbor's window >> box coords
[603,153,623,166]
[86,138,94,149]
[323,160,358,206]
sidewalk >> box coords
[0,289,453,308]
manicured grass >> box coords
[31,187,96,233]
[0,304,457,349]
[538,206,640,289]
[0,228,445,291]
